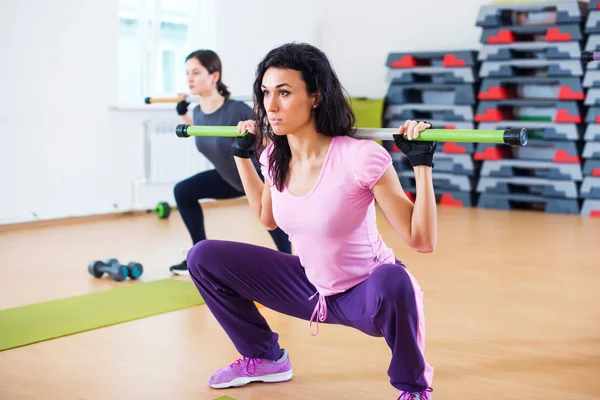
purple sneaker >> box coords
[398,388,433,399]
[208,349,293,389]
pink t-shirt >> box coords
[260,135,396,297]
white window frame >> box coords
[115,0,216,109]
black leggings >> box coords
[173,169,292,254]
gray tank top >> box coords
[193,99,259,192]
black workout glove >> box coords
[231,133,257,158]
[176,100,189,116]
[393,121,437,168]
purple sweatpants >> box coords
[187,239,434,392]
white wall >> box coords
[0,0,176,224]
[0,0,487,224]
[320,0,486,98]
[214,0,321,98]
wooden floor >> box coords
[1,199,600,400]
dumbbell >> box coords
[88,259,144,281]
[88,259,128,281]
[147,202,172,219]
[125,261,143,279]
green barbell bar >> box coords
[175,124,528,147]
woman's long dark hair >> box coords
[253,43,356,191]
[186,50,230,98]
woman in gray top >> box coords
[170,50,292,275]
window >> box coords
[117,0,216,105]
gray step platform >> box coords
[583,141,600,159]
[479,76,584,101]
[481,24,583,44]
[384,104,473,122]
[391,152,475,176]
[584,88,600,105]
[584,59,600,71]
[385,51,477,68]
[430,154,476,176]
[586,10,600,34]
[585,106,600,123]
[580,199,600,217]
[477,2,587,28]
[478,41,581,61]
[387,67,475,84]
[476,176,578,199]
[583,159,600,176]
[477,121,582,141]
[401,186,473,207]
[584,124,600,141]
[475,100,582,123]
[479,59,583,78]
[585,34,600,52]
[386,83,475,105]
[399,170,473,192]
[436,141,475,155]
[474,140,581,163]
[582,69,600,88]
[580,177,600,199]
[477,192,580,214]
[480,159,583,181]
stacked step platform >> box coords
[583,0,600,217]
[474,0,588,214]
[382,50,479,207]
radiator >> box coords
[131,118,214,211]
[143,118,213,184]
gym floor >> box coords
[1,199,599,399]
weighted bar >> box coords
[175,124,528,147]
[581,51,600,63]
[144,95,200,104]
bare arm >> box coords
[372,165,437,252]
[372,119,437,252]
[177,93,193,125]
[180,114,193,125]
[234,157,277,230]
[260,179,277,230]
[232,120,277,230]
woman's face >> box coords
[261,67,317,135]
[185,58,218,96]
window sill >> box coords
[109,103,176,112]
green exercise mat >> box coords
[0,279,204,352]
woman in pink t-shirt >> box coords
[187,42,437,400]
